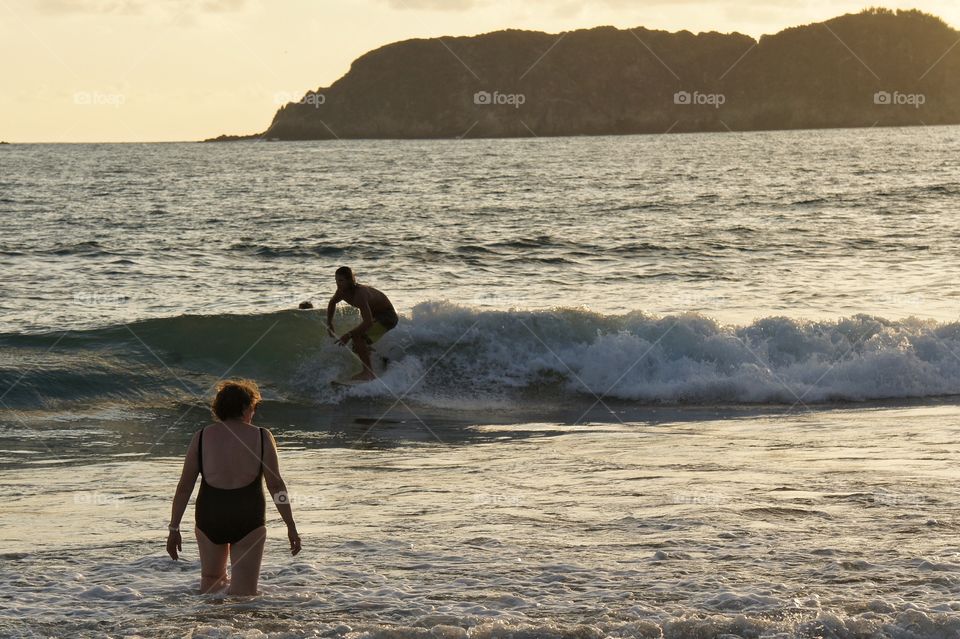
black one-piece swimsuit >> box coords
[195,426,266,545]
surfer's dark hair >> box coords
[212,379,262,421]
[335,266,357,287]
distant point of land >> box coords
[207,8,960,141]
[201,133,261,143]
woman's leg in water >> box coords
[195,527,229,593]
[227,525,267,596]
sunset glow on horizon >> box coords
[2,0,959,143]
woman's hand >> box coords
[288,528,302,556]
[166,529,182,560]
[337,333,351,346]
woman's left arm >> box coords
[166,431,201,560]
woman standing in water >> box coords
[166,380,301,595]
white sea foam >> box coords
[5,303,959,410]
[308,301,960,405]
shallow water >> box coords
[3,405,960,638]
[3,128,960,637]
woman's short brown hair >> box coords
[211,379,261,421]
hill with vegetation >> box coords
[211,9,960,140]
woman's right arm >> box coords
[166,430,200,560]
[263,429,302,556]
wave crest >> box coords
[3,302,960,407]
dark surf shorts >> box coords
[363,309,399,345]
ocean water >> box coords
[2,127,960,638]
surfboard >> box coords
[326,329,390,386]
[331,378,371,387]
[353,417,403,425]
[329,345,390,386]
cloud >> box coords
[379,0,488,10]
[376,0,899,11]
[377,0,932,13]
[33,0,249,15]
[371,0,959,37]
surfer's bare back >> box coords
[301,266,398,381]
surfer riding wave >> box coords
[301,266,398,381]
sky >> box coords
[1,0,958,142]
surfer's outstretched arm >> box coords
[325,294,341,338]
[263,429,301,556]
